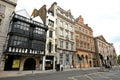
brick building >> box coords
[75,16,96,68]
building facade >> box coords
[75,16,96,68]
[3,10,48,71]
[48,2,77,69]
[44,5,57,70]
[94,35,117,67]
[0,0,18,70]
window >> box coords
[60,53,63,64]
[76,41,79,47]
[60,21,63,27]
[79,27,81,31]
[65,23,68,29]
[49,30,53,38]
[60,28,63,35]
[76,35,78,40]
[71,43,73,50]
[48,42,53,53]
[80,41,83,47]
[66,42,69,49]
[65,31,68,38]
[34,27,45,35]
[0,4,6,14]
[82,28,84,33]
[48,19,54,27]
[60,40,63,48]
[81,55,84,64]
[60,53,63,59]
[66,53,69,65]
[80,35,82,40]
[32,40,45,51]
[84,43,86,49]
[9,36,28,48]
[70,26,73,31]
[85,56,88,64]
[13,21,30,31]
[48,11,54,16]
[70,32,73,40]
[88,43,90,50]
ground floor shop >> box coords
[3,54,45,71]
[77,51,94,68]
[56,50,77,69]
[45,55,55,70]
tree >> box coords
[117,55,120,64]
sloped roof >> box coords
[15,9,30,18]
[95,35,107,42]
[32,16,43,24]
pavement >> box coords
[0,67,101,78]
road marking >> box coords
[85,75,94,80]
[68,77,78,80]
[68,71,114,80]
[85,72,114,80]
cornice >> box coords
[1,0,17,6]
[57,13,74,24]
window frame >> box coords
[49,30,53,38]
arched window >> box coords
[48,42,53,53]
[85,55,88,64]
[81,55,84,64]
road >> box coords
[0,67,120,80]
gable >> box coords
[15,9,30,18]
[97,35,106,42]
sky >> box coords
[16,0,120,55]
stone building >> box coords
[47,2,77,69]
[0,0,18,70]
[31,4,57,70]
[3,10,48,71]
[75,16,96,68]
[44,5,57,70]
[94,35,117,67]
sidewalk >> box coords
[0,67,99,78]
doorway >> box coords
[24,58,36,70]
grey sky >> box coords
[16,0,120,55]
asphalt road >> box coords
[0,67,120,80]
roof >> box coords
[15,9,30,18]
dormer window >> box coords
[48,19,54,27]
[48,11,54,16]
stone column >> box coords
[42,56,45,71]
[36,57,40,70]
[19,57,24,71]
[53,56,56,70]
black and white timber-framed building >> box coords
[3,11,48,71]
